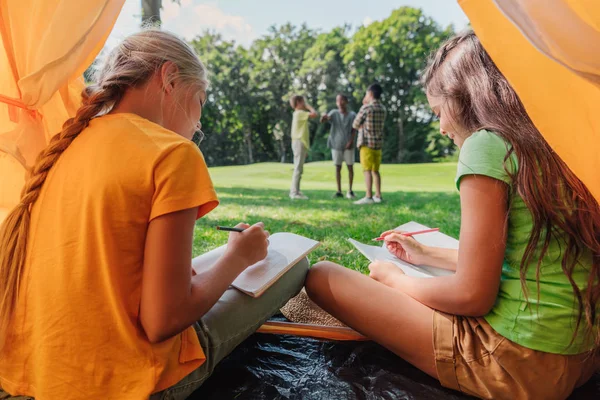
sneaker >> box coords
[346,191,357,199]
[333,192,344,198]
[290,193,309,200]
[353,196,374,205]
[373,196,383,203]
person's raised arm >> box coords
[305,103,318,119]
[369,175,508,316]
[353,107,367,131]
[140,211,268,343]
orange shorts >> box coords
[433,311,598,400]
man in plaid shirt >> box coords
[352,83,386,205]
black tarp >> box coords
[191,320,599,399]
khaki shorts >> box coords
[331,149,355,166]
[433,311,598,400]
[359,147,382,172]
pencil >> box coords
[372,227,439,241]
[215,226,246,233]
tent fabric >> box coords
[459,0,600,203]
[0,0,125,222]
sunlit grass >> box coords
[194,161,460,273]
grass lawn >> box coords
[194,161,461,274]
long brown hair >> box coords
[422,31,600,347]
[0,30,208,348]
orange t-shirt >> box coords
[0,113,218,399]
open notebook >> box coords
[348,221,458,278]
[193,232,320,297]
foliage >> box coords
[425,121,458,162]
[342,7,454,163]
[136,6,459,165]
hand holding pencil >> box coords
[378,229,432,265]
[220,222,270,269]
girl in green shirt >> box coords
[306,31,599,399]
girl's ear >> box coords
[159,61,180,94]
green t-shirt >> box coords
[456,130,594,355]
[291,110,310,150]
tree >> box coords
[296,26,355,160]
[343,7,453,162]
[297,26,354,112]
[165,7,455,166]
[190,33,252,165]
[246,24,317,163]
[141,0,180,26]
[141,0,161,26]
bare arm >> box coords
[346,129,357,149]
[140,208,268,342]
[420,247,458,271]
[305,104,318,119]
[372,175,508,316]
[382,231,458,271]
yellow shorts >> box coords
[359,147,382,172]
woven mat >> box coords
[280,288,345,327]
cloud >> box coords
[161,1,181,21]
[161,1,256,47]
[192,3,255,45]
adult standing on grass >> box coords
[321,94,357,199]
[289,95,318,200]
[353,83,386,205]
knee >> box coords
[305,261,342,302]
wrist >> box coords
[222,250,249,272]
[383,268,409,290]
[417,245,435,266]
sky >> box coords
[107,0,469,48]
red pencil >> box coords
[372,227,440,241]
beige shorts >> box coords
[433,311,598,400]
[331,149,355,166]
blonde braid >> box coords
[0,28,209,350]
[0,84,123,348]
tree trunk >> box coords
[142,0,162,27]
[396,117,405,163]
[245,129,254,164]
[279,140,286,163]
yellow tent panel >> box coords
[459,0,600,203]
[0,0,125,222]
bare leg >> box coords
[347,165,354,192]
[364,171,373,198]
[305,261,437,378]
[335,165,342,193]
[373,171,381,198]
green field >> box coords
[193,161,461,273]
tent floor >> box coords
[192,320,599,399]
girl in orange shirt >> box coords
[0,30,308,400]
